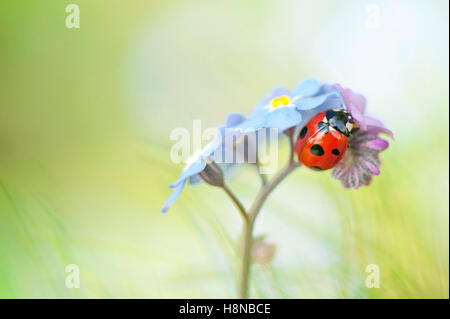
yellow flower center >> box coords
[270,95,291,108]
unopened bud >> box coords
[199,160,224,187]
[251,236,276,265]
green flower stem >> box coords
[222,184,248,223]
[255,156,268,185]
[237,134,299,299]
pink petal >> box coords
[342,88,354,104]
[333,83,345,97]
[365,161,380,175]
[364,115,384,127]
[349,105,366,129]
[333,84,350,107]
[367,125,394,139]
[365,116,394,138]
[351,92,367,114]
[350,170,360,189]
[366,138,389,151]
[333,83,366,113]
[334,84,366,128]
[333,165,347,178]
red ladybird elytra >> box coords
[295,109,356,171]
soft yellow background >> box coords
[0,0,448,298]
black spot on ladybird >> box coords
[310,166,323,171]
[332,148,340,156]
[300,126,307,139]
[310,144,325,156]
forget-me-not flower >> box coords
[231,78,343,136]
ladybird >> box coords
[295,109,356,171]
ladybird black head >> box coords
[325,109,355,137]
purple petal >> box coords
[333,164,347,179]
[364,116,394,138]
[365,161,380,175]
[350,91,367,114]
[334,83,367,114]
[366,138,389,151]
[349,170,360,189]
[334,84,352,110]
[349,104,366,129]
[364,115,384,127]
[366,125,394,139]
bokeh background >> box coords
[0,0,448,298]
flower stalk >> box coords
[223,134,299,298]
[222,184,247,223]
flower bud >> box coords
[198,160,224,187]
[251,236,276,265]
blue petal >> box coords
[228,106,302,135]
[317,83,336,95]
[318,96,345,110]
[161,180,186,213]
[263,107,302,132]
[294,91,339,110]
[225,112,245,127]
[201,138,222,158]
[230,113,267,135]
[298,97,345,126]
[189,175,202,185]
[219,113,245,137]
[292,78,321,97]
[169,160,207,188]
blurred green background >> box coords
[0,0,448,298]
